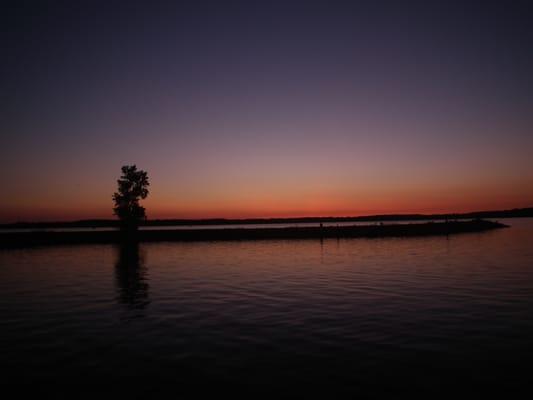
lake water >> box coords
[1,218,532,395]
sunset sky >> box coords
[2,1,533,222]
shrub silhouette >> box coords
[113,165,149,231]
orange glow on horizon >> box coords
[2,195,532,223]
[2,163,532,223]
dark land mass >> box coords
[0,207,531,230]
[0,220,508,248]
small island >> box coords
[0,219,508,248]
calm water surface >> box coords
[1,218,533,395]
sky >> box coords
[2,1,533,222]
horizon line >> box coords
[2,206,532,226]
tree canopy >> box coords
[113,165,149,230]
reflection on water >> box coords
[114,241,150,311]
[1,218,533,394]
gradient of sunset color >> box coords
[2,1,533,222]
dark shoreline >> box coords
[0,220,508,248]
[0,207,531,230]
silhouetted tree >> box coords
[113,165,149,231]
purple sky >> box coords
[2,1,533,221]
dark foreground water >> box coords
[1,219,533,396]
